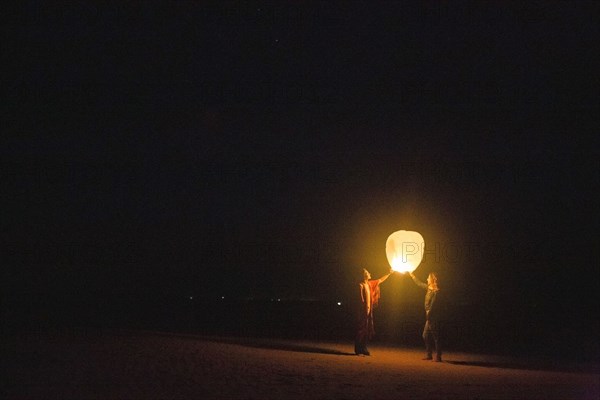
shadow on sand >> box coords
[117,330,599,372]
[446,359,600,374]
[202,336,357,356]
[111,329,356,356]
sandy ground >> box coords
[2,329,598,400]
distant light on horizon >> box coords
[386,230,425,273]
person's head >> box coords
[427,272,439,291]
[362,268,371,281]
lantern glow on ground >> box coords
[385,230,425,273]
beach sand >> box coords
[2,329,598,399]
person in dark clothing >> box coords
[409,271,442,362]
[355,267,394,356]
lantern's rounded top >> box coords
[385,230,425,273]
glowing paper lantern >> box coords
[386,230,425,273]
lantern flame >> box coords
[386,230,425,273]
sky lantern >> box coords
[386,230,425,273]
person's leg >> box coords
[355,336,369,355]
[362,342,370,356]
[354,335,361,354]
[355,330,365,355]
[362,314,374,355]
[430,320,442,361]
[355,315,368,355]
[422,321,433,360]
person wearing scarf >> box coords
[355,267,394,356]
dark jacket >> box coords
[410,274,440,321]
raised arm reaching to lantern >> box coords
[355,267,394,356]
[378,268,394,284]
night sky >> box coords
[3,2,598,350]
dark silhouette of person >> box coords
[355,267,394,356]
[409,271,442,362]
